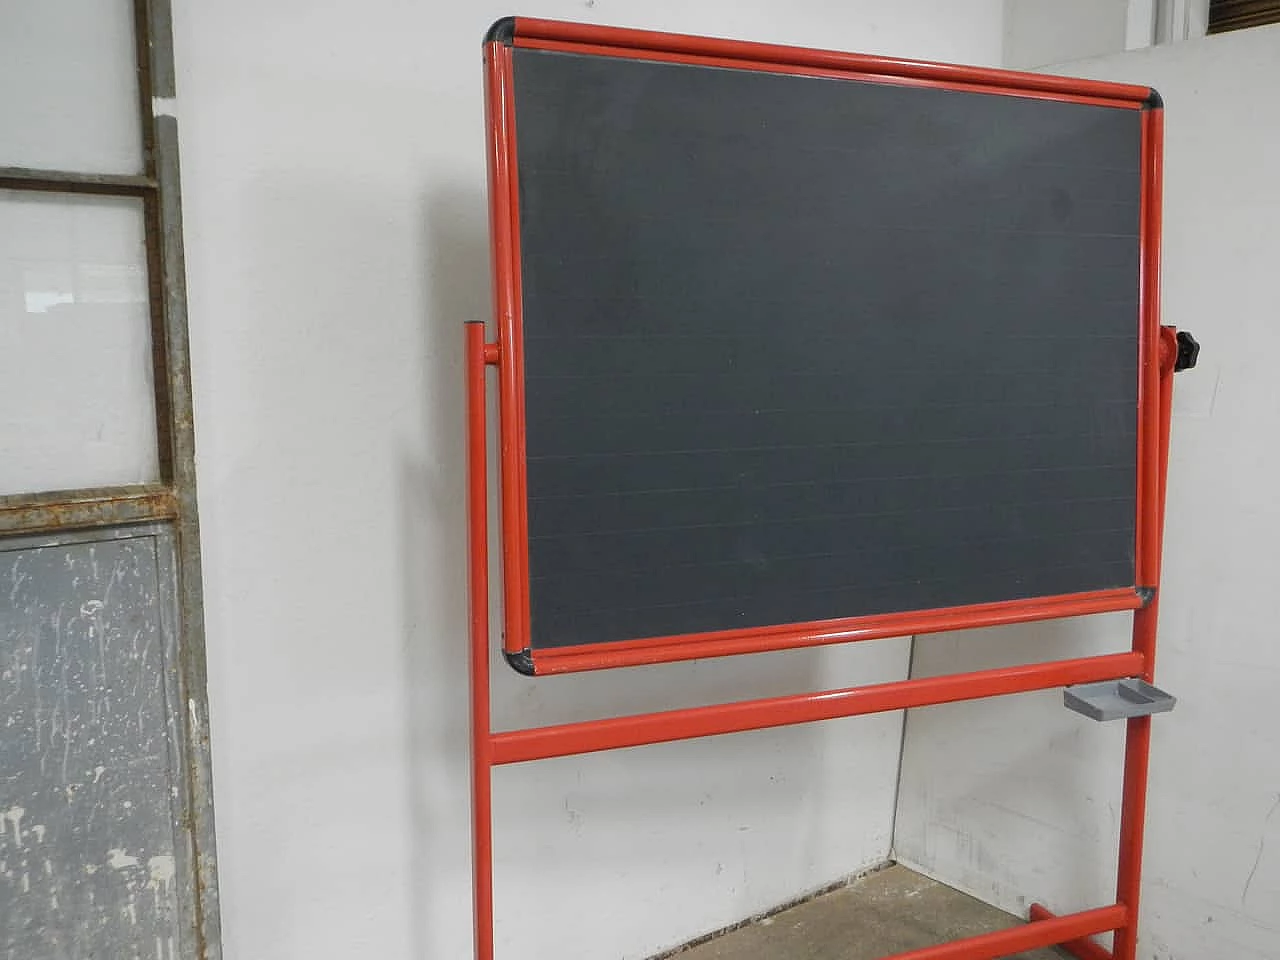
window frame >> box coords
[0,2,221,957]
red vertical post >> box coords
[1112,533,1157,958]
[1113,105,1165,960]
[466,321,495,960]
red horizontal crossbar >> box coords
[531,588,1145,675]
[512,17,1155,105]
[883,904,1126,960]
[1030,904,1115,960]
[491,651,1143,765]
[515,35,1141,110]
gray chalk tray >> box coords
[1064,679,1177,722]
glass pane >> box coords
[0,190,160,496]
[0,0,143,173]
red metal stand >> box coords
[465,323,1179,960]
[469,20,1176,960]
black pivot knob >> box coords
[1174,331,1199,372]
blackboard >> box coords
[509,46,1143,653]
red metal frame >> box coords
[1024,332,1172,960]
[492,652,1144,765]
[485,18,1163,678]
[515,35,1142,110]
[513,18,1152,108]
[466,321,494,960]
[474,19,1172,960]
[486,40,531,658]
[531,589,1144,675]
[1028,904,1115,960]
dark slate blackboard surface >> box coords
[512,47,1141,651]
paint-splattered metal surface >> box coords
[2,527,183,960]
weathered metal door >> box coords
[2,528,192,959]
[1,2,220,958]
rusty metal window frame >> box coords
[0,2,221,958]
[0,0,185,534]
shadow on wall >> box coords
[399,186,861,958]
[897,614,1130,910]
[401,185,485,959]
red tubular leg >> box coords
[1115,351,1172,959]
[1114,596,1159,960]
[1029,904,1114,960]
[466,322,495,960]
[1113,370,1172,959]
[1114,107,1168,960]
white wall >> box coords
[173,3,1004,959]
[894,23,1280,960]
[1002,0,1212,69]
[1003,0,1132,68]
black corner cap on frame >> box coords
[1144,87,1164,109]
[504,648,536,676]
[1137,586,1157,606]
[485,17,517,45]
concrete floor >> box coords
[659,864,1067,960]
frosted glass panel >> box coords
[0,0,142,173]
[0,191,159,495]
